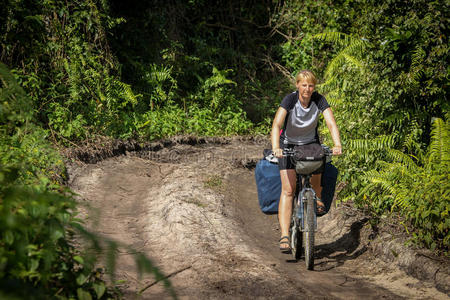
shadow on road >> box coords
[314,217,373,271]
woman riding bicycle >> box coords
[271,70,342,252]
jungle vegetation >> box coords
[1,0,448,298]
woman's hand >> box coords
[273,148,283,158]
[332,145,342,155]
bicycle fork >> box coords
[296,188,318,232]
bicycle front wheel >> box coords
[290,198,302,260]
[303,190,315,270]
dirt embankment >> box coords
[65,136,449,299]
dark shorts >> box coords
[278,143,296,170]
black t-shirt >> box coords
[280,91,330,145]
[280,91,329,111]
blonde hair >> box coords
[296,70,317,85]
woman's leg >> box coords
[279,169,297,247]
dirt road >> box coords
[67,137,449,299]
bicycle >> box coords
[283,145,333,270]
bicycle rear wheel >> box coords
[303,190,315,270]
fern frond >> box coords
[318,73,340,90]
[322,44,367,80]
[0,63,33,123]
[349,134,396,151]
[325,97,343,107]
[385,148,419,170]
[344,38,369,57]
[361,167,395,190]
[149,64,173,83]
[117,80,139,106]
[364,169,382,181]
[323,52,345,76]
[409,45,426,83]
[401,117,427,158]
[428,118,450,165]
[392,189,413,211]
[382,111,411,131]
[313,32,352,47]
[370,176,398,196]
[342,53,365,69]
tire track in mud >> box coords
[67,138,449,299]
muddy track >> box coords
[66,137,449,299]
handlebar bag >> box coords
[292,143,325,175]
[255,159,281,214]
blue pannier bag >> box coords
[255,159,281,214]
[320,162,339,214]
[255,158,338,215]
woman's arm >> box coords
[322,107,342,155]
[271,107,288,157]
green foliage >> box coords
[1,0,144,140]
[313,32,369,88]
[1,63,64,187]
[275,0,449,252]
[108,0,283,126]
[0,167,176,299]
[359,118,449,252]
[138,104,186,140]
[0,65,175,298]
[145,64,178,110]
[2,0,260,140]
[0,168,97,299]
[0,64,105,298]
[428,118,449,165]
[137,103,252,140]
[190,67,238,111]
[2,0,448,257]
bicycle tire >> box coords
[304,190,315,270]
[290,198,302,260]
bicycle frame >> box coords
[282,145,333,267]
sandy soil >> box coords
[66,137,449,299]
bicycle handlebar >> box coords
[281,146,334,157]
